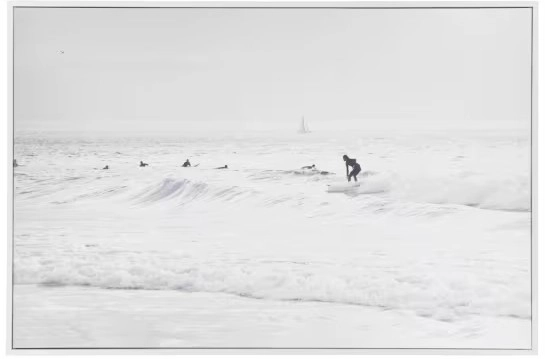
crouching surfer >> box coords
[343,155,361,182]
[182,159,191,167]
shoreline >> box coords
[13,284,531,349]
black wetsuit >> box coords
[345,158,361,182]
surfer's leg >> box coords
[353,166,361,182]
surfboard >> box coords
[327,183,361,193]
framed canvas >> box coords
[7,0,538,354]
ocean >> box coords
[12,129,531,348]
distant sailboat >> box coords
[298,116,310,134]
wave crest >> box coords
[15,251,530,322]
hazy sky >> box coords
[14,7,532,133]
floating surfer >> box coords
[139,161,149,167]
[215,165,228,169]
[319,170,334,175]
[301,164,316,170]
[182,159,191,167]
[343,154,361,182]
[103,165,109,170]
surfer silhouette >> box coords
[103,165,109,170]
[182,159,191,167]
[139,161,148,167]
[301,164,316,170]
[215,165,228,169]
[13,159,18,167]
[343,155,361,182]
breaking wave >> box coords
[14,168,530,212]
[15,250,530,322]
[325,172,530,212]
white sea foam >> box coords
[14,246,530,322]
[348,171,530,211]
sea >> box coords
[12,129,532,348]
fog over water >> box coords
[14,8,531,134]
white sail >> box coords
[298,116,310,134]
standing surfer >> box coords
[343,155,361,182]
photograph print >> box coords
[10,2,535,352]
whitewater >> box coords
[12,129,531,348]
